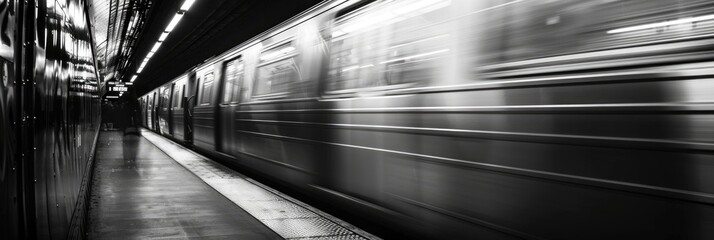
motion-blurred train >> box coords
[140,0,714,239]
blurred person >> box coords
[121,90,141,134]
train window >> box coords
[180,86,186,108]
[254,42,299,97]
[199,72,215,105]
[173,83,183,108]
[479,0,714,65]
[160,86,171,109]
[222,58,244,103]
[327,0,451,92]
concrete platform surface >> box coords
[87,131,282,239]
[87,129,378,240]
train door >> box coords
[147,93,154,130]
[137,97,144,126]
[218,57,244,154]
[144,95,149,128]
[193,67,218,150]
[168,83,175,135]
[171,79,186,141]
[144,96,148,127]
[157,89,163,133]
[152,91,158,131]
[158,86,171,135]
[185,71,198,143]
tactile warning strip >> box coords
[141,129,380,240]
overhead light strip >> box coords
[158,32,169,41]
[180,0,196,11]
[133,0,196,82]
[165,13,184,32]
[151,42,162,52]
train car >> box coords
[142,0,714,239]
[144,75,192,142]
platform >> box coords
[87,129,377,239]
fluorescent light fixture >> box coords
[136,2,196,79]
[130,75,138,82]
[608,14,714,34]
[180,0,196,11]
[159,32,169,41]
[151,42,162,52]
[165,13,184,32]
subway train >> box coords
[0,0,102,239]
[140,0,714,239]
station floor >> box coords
[87,129,377,240]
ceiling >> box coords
[89,0,324,96]
[89,0,152,83]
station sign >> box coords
[107,81,133,93]
[110,86,129,92]
[108,81,133,86]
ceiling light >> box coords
[165,13,184,32]
[136,63,146,73]
[159,32,169,41]
[130,75,138,82]
[151,42,162,52]
[180,0,196,11]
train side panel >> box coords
[192,64,221,150]
[231,13,334,188]
[311,0,714,239]
[142,0,714,239]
